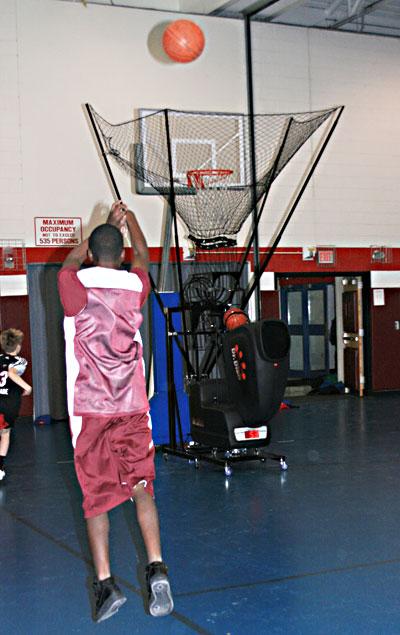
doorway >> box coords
[280,282,335,380]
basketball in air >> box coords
[162,20,205,64]
[223,308,250,331]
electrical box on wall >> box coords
[371,246,392,264]
[0,241,26,274]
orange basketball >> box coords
[223,308,250,331]
[162,20,205,64]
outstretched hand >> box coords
[107,201,128,231]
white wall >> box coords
[252,23,400,248]
[1,0,400,250]
[1,0,246,247]
[0,274,27,296]
[0,1,24,241]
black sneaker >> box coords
[92,576,127,623]
[146,561,174,617]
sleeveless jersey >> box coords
[59,266,150,417]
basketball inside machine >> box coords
[161,280,289,477]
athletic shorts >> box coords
[0,413,12,431]
[73,412,155,519]
[0,394,21,429]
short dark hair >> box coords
[88,224,123,264]
[0,328,24,354]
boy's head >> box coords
[0,328,24,355]
[88,224,124,266]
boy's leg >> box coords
[86,512,127,622]
[0,428,11,479]
[133,483,173,617]
[132,483,162,563]
[86,512,111,580]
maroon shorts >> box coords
[73,412,155,518]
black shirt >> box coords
[0,353,24,424]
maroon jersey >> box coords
[58,266,150,444]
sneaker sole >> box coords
[95,592,127,623]
[149,576,174,617]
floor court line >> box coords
[176,556,400,598]
[2,506,212,635]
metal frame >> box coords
[85,62,344,478]
[161,305,288,475]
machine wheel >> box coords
[224,464,232,477]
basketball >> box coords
[162,20,205,64]
[223,308,250,331]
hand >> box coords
[22,386,32,396]
[107,201,128,231]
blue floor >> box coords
[2,393,400,633]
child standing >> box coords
[0,328,32,480]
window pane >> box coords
[287,292,302,325]
[290,335,304,371]
[309,335,326,371]
[308,290,325,324]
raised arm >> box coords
[60,238,89,271]
[125,209,149,273]
[107,201,149,273]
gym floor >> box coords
[2,392,400,634]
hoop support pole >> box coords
[236,117,294,285]
[244,13,261,320]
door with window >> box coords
[340,277,364,395]
[281,283,335,379]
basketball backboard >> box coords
[135,108,247,195]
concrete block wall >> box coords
[0,0,24,241]
[251,22,400,248]
[0,1,399,252]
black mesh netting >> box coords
[88,105,339,246]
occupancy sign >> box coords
[34,217,82,247]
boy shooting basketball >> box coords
[58,201,173,623]
[0,328,32,481]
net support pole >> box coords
[236,117,294,284]
[84,103,165,311]
[244,13,261,321]
[85,103,121,201]
[241,105,345,308]
[159,203,173,291]
[163,109,191,364]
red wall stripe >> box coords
[1,246,399,274]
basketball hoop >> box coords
[185,169,236,248]
[187,168,233,190]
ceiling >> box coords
[61,0,400,39]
